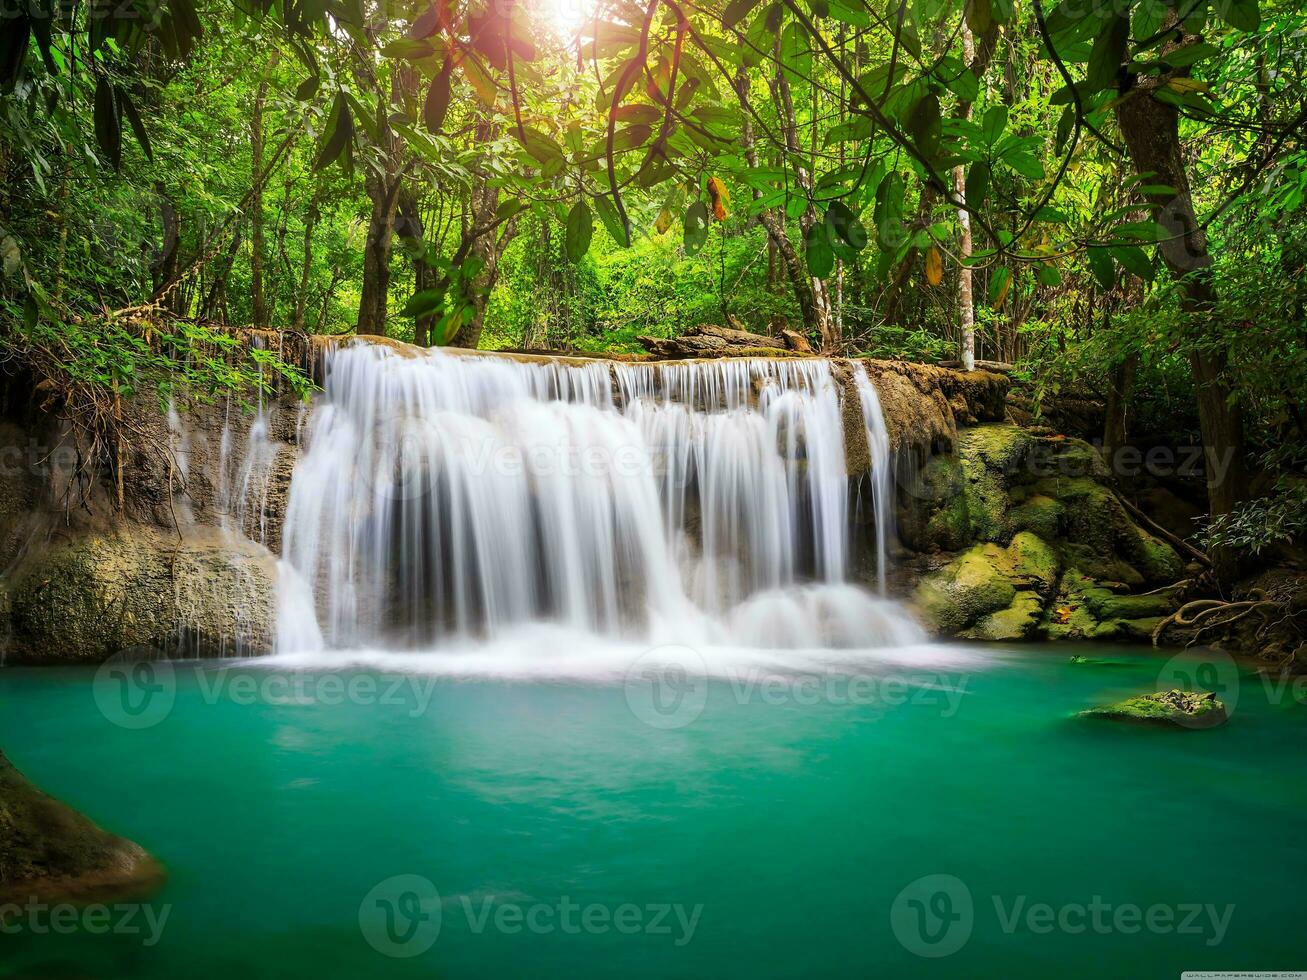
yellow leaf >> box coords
[654,208,673,235]
[925,246,943,286]
[994,275,1011,309]
[1165,77,1211,95]
[707,176,730,221]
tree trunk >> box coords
[449,119,517,349]
[1103,351,1138,462]
[734,64,827,348]
[250,79,269,325]
[292,180,322,332]
[356,168,402,336]
[773,56,836,350]
[1114,58,1247,521]
[953,23,998,370]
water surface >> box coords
[1,644,1303,978]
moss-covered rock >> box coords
[1009,493,1065,541]
[964,590,1044,641]
[0,749,162,901]
[956,425,1033,543]
[1041,569,1179,641]
[913,532,1062,638]
[1,526,279,663]
[1079,690,1227,729]
[914,544,1017,635]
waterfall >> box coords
[852,363,896,594]
[276,343,921,654]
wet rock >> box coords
[912,531,1061,639]
[0,749,162,902]
[1,526,279,663]
[1079,690,1228,729]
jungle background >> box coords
[0,0,1305,563]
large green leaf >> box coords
[683,201,710,255]
[1110,244,1153,281]
[314,92,354,171]
[1217,0,1259,31]
[1085,13,1129,94]
[965,161,991,211]
[565,201,593,263]
[980,104,1007,145]
[423,59,452,134]
[805,221,834,278]
[1087,246,1115,291]
[825,201,868,251]
[907,91,942,160]
[595,194,631,247]
[93,76,121,170]
[722,0,762,29]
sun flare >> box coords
[537,0,600,40]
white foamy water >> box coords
[273,343,924,662]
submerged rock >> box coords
[1079,690,1228,729]
[0,750,162,901]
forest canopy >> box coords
[0,0,1305,545]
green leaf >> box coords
[402,288,445,318]
[722,0,763,29]
[565,201,593,263]
[981,104,1007,145]
[1161,41,1218,67]
[520,127,565,165]
[1113,220,1164,241]
[1110,244,1153,281]
[117,87,152,162]
[314,93,354,171]
[906,91,942,160]
[1037,264,1062,286]
[805,221,834,278]
[825,201,868,251]
[965,161,990,211]
[1003,151,1044,181]
[595,194,631,248]
[965,0,992,34]
[936,57,979,103]
[683,201,709,255]
[1087,246,1115,291]
[1085,13,1129,94]
[1217,0,1258,31]
[295,75,320,101]
[93,76,121,171]
[987,265,1011,305]
[423,59,452,134]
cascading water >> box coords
[275,342,923,659]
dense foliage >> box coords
[0,0,1304,549]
